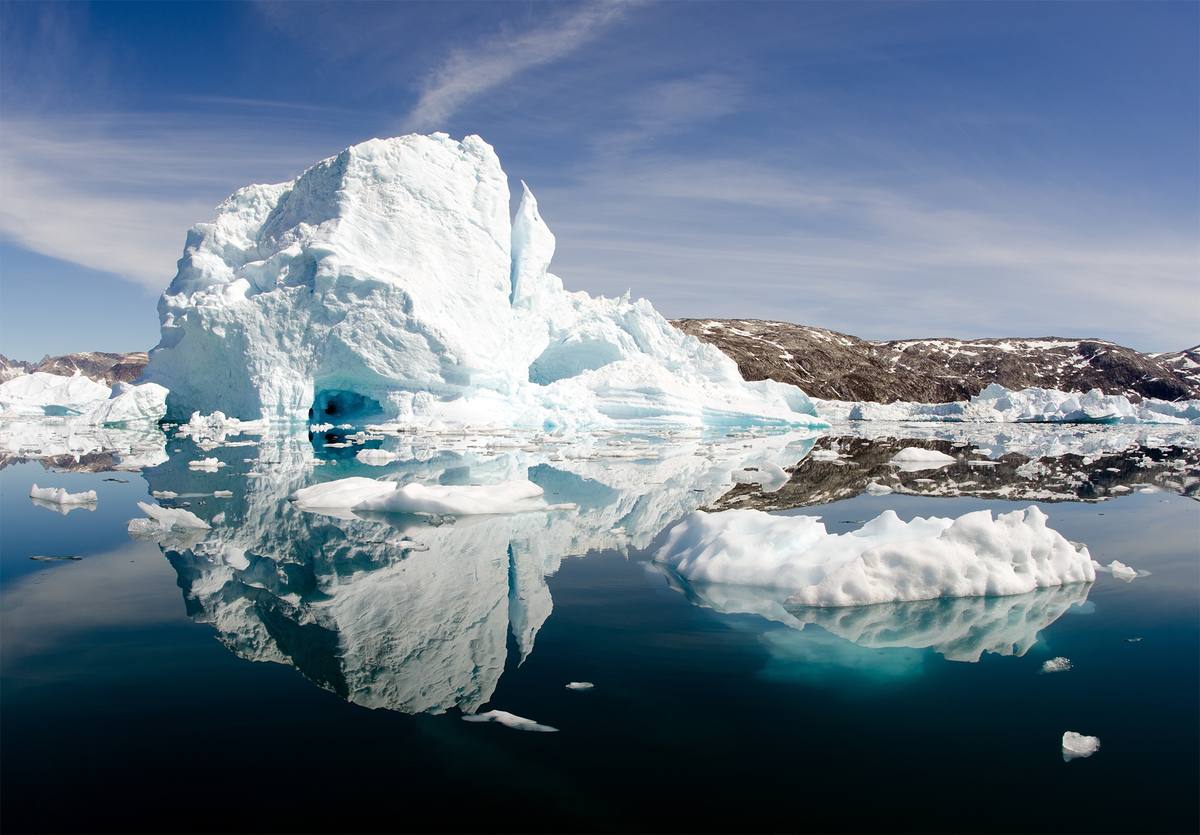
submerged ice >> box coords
[143,133,824,431]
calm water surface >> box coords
[2,422,1197,833]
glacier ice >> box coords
[461,710,558,732]
[655,505,1094,606]
[1062,731,1100,761]
[813,384,1200,425]
[29,484,98,504]
[141,133,824,431]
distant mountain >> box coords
[672,319,1200,403]
[0,351,148,385]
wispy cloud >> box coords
[404,2,630,132]
[0,115,335,292]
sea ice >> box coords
[29,484,97,504]
[288,477,398,509]
[1108,560,1139,580]
[141,133,825,431]
[188,457,226,471]
[1041,657,1073,673]
[461,710,558,732]
[565,682,595,691]
[655,505,1094,607]
[1062,731,1100,761]
[132,501,211,531]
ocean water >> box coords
[1,422,1197,833]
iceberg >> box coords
[352,479,575,516]
[461,710,558,732]
[29,484,98,504]
[1041,657,1072,673]
[0,371,166,424]
[655,505,1094,606]
[142,134,824,431]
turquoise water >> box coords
[2,427,1197,833]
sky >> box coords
[0,0,1196,360]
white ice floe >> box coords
[141,133,825,431]
[1062,731,1100,761]
[29,484,98,504]
[73,382,169,425]
[356,448,397,466]
[289,476,398,510]
[461,710,558,732]
[565,682,595,691]
[354,479,575,516]
[188,457,225,471]
[731,461,790,492]
[1108,560,1139,580]
[814,384,1200,425]
[656,505,1094,607]
[1041,657,1073,674]
[132,501,211,531]
[214,490,233,498]
[889,448,957,471]
[865,482,894,495]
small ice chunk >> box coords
[565,682,594,691]
[152,490,179,499]
[889,448,957,472]
[461,710,558,732]
[1062,731,1100,761]
[133,501,211,530]
[1041,657,1072,674]
[30,484,97,504]
[213,490,234,498]
[188,457,225,471]
[865,482,893,495]
[1108,560,1138,581]
[356,448,397,466]
[386,538,429,551]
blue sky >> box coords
[1,1,1196,360]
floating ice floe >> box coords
[565,682,595,691]
[655,505,1094,607]
[1041,657,1073,674]
[1062,731,1100,761]
[731,461,790,492]
[461,710,558,732]
[1092,559,1146,581]
[188,457,226,471]
[141,133,825,431]
[813,384,1200,425]
[289,477,398,510]
[354,479,576,516]
[889,448,957,471]
[29,484,98,504]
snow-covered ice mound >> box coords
[655,505,1094,606]
[142,133,823,430]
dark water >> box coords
[2,428,1197,833]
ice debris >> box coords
[1041,657,1072,674]
[461,710,558,732]
[814,384,1200,425]
[188,457,226,471]
[655,506,1094,607]
[29,484,97,504]
[1062,731,1100,761]
[1108,560,1139,581]
[141,133,825,431]
[565,682,595,691]
[356,448,396,466]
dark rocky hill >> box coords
[0,351,148,385]
[672,319,1199,403]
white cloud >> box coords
[404,2,630,131]
[0,116,334,292]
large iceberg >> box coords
[0,371,167,424]
[143,134,823,430]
